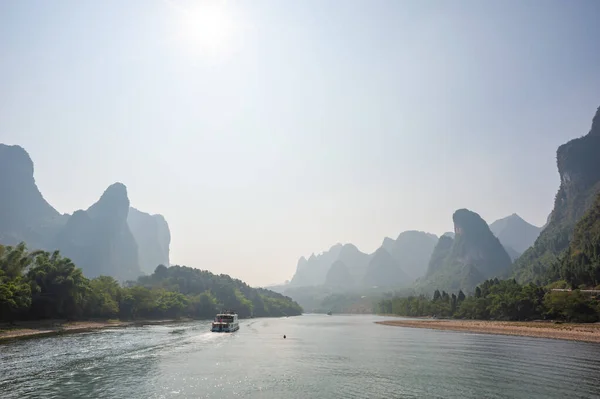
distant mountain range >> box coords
[489,214,542,255]
[382,231,439,280]
[289,230,439,290]
[363,247,410,288]
[11,105,599,296]
[0,144,171,281]
[281,106,600,308]
[286,212,541,294]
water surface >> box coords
[2,314,600,398]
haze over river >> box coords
[2,314,600,398]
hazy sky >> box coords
[1,0,600,286]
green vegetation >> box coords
[547,193,600,288]
[378,278,599,323]
[511,220,571,285]
[0,242,302,323]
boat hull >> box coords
[211,324,240,333]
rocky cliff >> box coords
[0,144,170,282]
[54,183,141,281]
[512,106,600,283]
[0,144,67,248]
[128,207,171,274]
[419,209,511,292]
[425,235,454,277]
[451,209,512,278]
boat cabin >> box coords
[211,310,240,333]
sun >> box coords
[173,0,235,55]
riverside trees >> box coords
[378,278,599,323]
[0,242,302,322]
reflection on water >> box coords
[2,315,600,398]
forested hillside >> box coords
[548,192,600,288]
[0,242,302,322]
[512,107,600,283]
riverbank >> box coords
[0,319,183,344]
[376,319,600,343]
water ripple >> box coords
[2,316,600,398]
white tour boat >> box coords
[211,310,239,333]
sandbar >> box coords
[0,319,179,344]
[376,319,600,343]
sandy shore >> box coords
[376,319,600,343]
[0,319,180,344]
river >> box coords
[1,314,600,398]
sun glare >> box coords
[175,0,235,56]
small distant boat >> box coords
[211,310,239,333]
[327,311,332,316]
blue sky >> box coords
[1,0,600,286]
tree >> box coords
[0,275,31,321]
[0,241,302,322]
[0,244,36,321]
[441,291,450,303]
[188,291,218,318]
[456,297,489,319]
[87,276,121,318]
[450,293,457,314]
[0,243,43,279]
[119,286,158,319]
[544,290,599,322]
[154,264,169,279]
[27,251,90,319]
[156,290,188,318]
